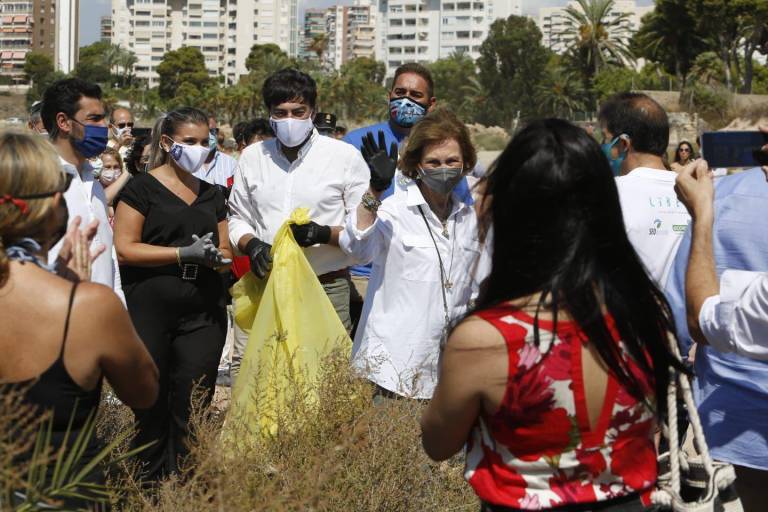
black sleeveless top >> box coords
[11,283,104,491]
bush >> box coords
[98,348,475,510]
[680,84,731,128]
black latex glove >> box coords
[291,221,332,247]
[361,130,398,192]
[245,237,273,279]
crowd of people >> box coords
[1,61,767,511]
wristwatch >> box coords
[361,191,382,213]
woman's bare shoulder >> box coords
[447,315,507,353]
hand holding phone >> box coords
[700,131,768,168]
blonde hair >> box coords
[100,147,123,169]
[0,131,64,285]
[399,109,477,180]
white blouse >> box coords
[339,174,490,399]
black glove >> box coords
[361,130,398,192]
[290,221,331,247]
[245,237,273,279]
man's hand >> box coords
[56,216,106,282]
[290,221,331,247]
[116,131,134,149]
[674,159,714,220]
[361,130,398,193]
[245,237,273,279]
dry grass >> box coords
[90,349,476,511]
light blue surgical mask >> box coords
[208,130,218,157]
[601,135,626,176]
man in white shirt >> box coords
[676,136,768,361]
[41,78,125,303]
[195,116,238,187]
[599,92,690,285]
[228,68,370,331]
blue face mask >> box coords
[389,96,427,128]
[71,122,108,158]
[601,136,626,176]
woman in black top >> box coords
[0,132,158,508]
[114,107,232,480]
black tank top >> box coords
[22,283,103,431]
[9,282,105,497]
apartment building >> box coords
[375,0,521,77]
[101,15,112,41]
[324,0,376,70]
[0,1,32,84]
[299,7,324,61]
[0,0,78,84]
[538,0,652,56]
[112,0,299,88]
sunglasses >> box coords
[115,122,134,129]
[679,148,691,152]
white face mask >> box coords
[112,125,130,139]
[100,169,121,185]
[165,138,211,174]
[269,116,314,148]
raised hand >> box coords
[361,130,398,192]
[56,216,106,282]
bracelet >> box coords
[361,191,382,213]
[176,247,182,267]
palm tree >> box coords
[559,0,635,78]
[537,68,587,118]
[309,34,328,65]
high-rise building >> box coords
[299,8,325,61]
[112,0,299,88]
[0,0,79,85]
[538,0,652,56]
[100,15,112,42]
[375,0,521,77]
[0,1,33,85]
[325,0,376,70]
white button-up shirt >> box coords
[339,174,490,399]
[193,151,238,187]
[49,157,125,304]
[616,167,690,285]
[699,270,768,360]
[228,129,370,275]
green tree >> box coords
[23,51,54,85]
[156,47,215,100]
[428,51,479,121]
[477,15,551,126]
[560,0,635,79]
[632,0,707,86]
[538,59,587,117]
[244,43,292,74]
[75,41,113,84]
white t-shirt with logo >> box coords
[616,167,691,286]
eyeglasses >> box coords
[115,122,134,129]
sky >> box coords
[80,0,655,47]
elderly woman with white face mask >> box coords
[339,109,490,399]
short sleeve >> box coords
[117,174,150,216]
[214,185,227,222]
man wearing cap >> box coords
[314,112,337,137]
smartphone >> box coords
[131,127,152,140]
[700,131,768,168]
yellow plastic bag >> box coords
[226,208,351,439]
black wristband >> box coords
[316,224,332,244]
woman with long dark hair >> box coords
[421,119,684,511]
[671,140,696,172]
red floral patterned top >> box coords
[465,305,657,510]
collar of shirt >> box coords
[625,166,677,181]
[272,128,320,166]
[60,156,96,197]
[404,177,472,219]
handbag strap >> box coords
[663,332,715,497]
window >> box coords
[405,18,415,26]
[204,33,217,38]
[151,20,164,27]
[390,19,402,26]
